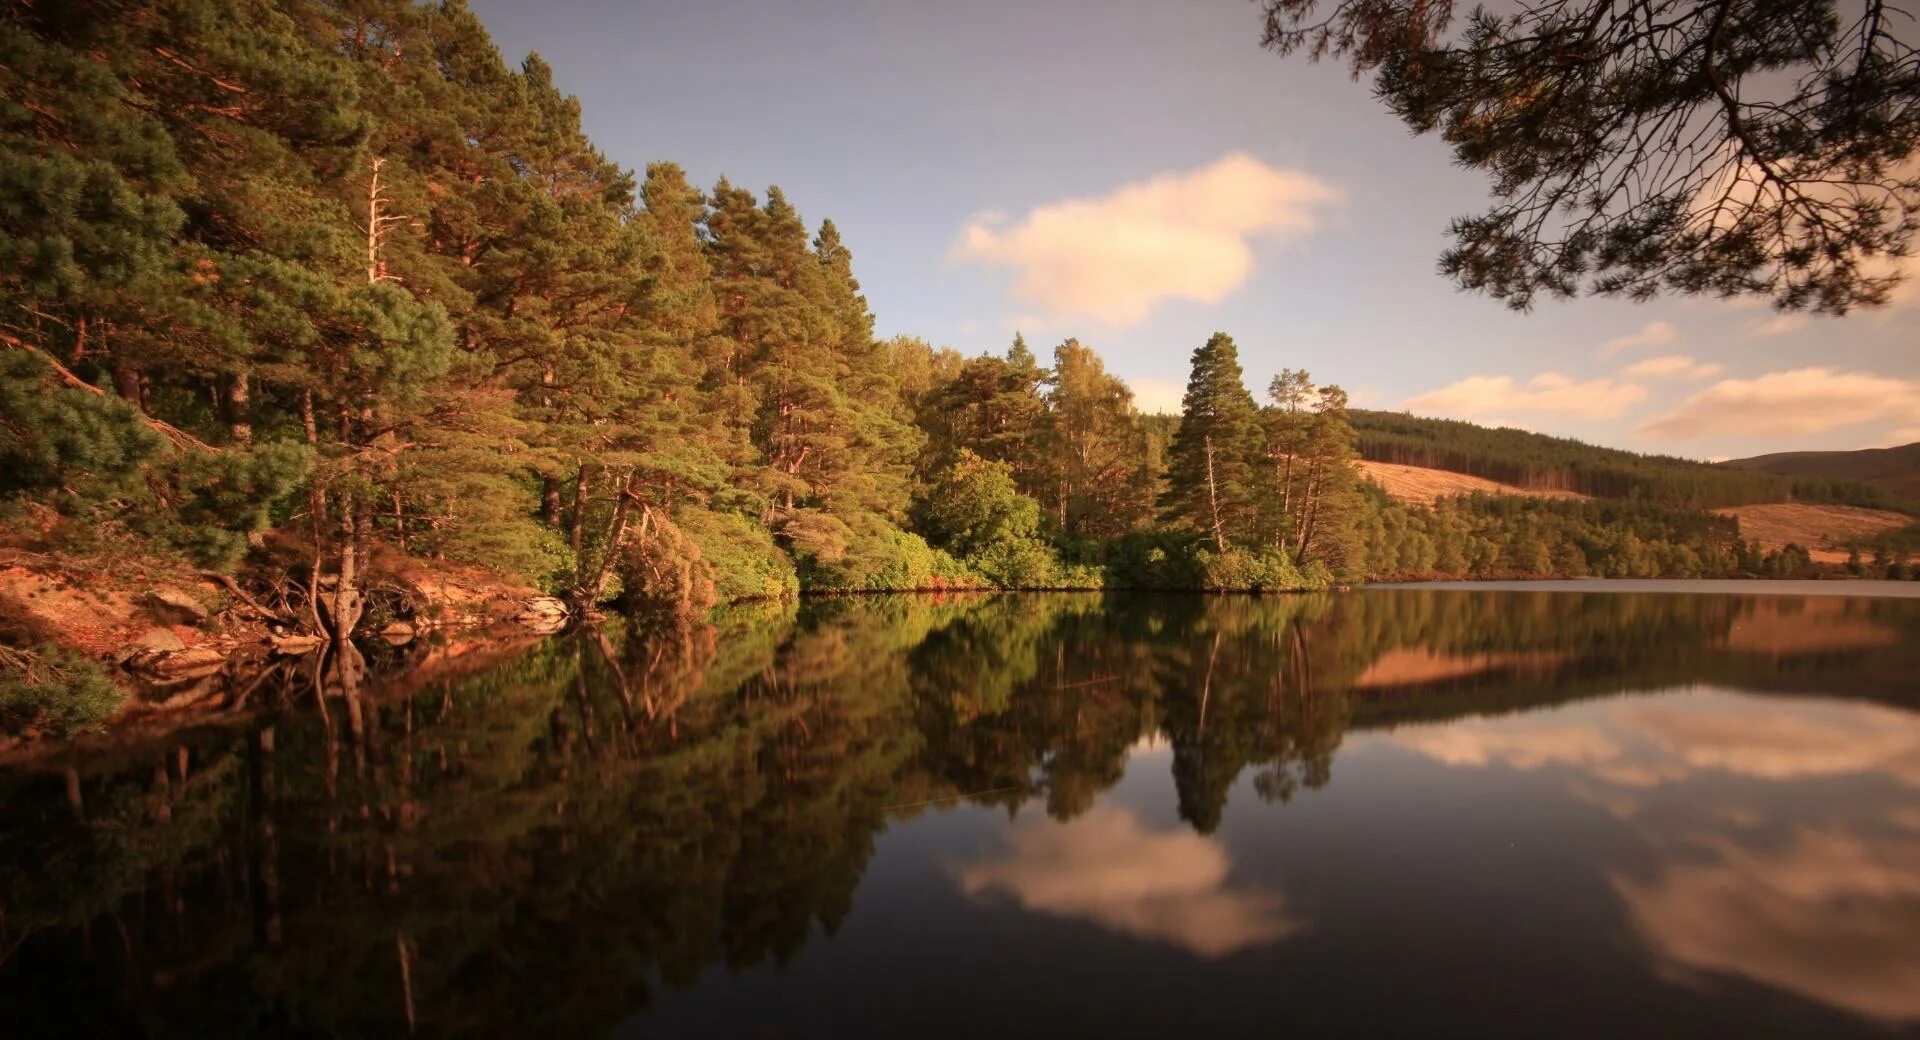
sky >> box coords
[468,0,1920,460]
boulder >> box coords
[130,627,186,654]
[269,633,324,656]
[149,646,228,679]
[144,587,210,624]
[517,596,569,620]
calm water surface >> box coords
[4,586,1918,1037]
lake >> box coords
[3,584,1918,1037]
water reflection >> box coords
[1,589,1916,1036]
[1614,826,1920,1023]
[957,803,1303,957]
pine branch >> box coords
[0,332,217,454]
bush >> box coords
[616,512,716,616]
[1102,527,1323,591]
[1105,527,1206,589]
[787,509,977,592]
[1195,545,1315,592]
[969,535,1062,588]
[675,507,798,602]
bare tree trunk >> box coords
[1204,435,1227,552]
[1277,449,1295,548]
[326,490,364,640]
[1295,463,1323,562]
[392,489,406,553]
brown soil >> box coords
[1358,461,1590,507]
[0,559,239,659]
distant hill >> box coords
[1351,410,1907,512]
[1721,442,1920,509]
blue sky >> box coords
[469,0,1920,460]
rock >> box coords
[131,627,187,654]
[144,587,210,624]
[269,633,324,656]
[516,595,569,620]
[149,646,227,679]
[379,621,416,645]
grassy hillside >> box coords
[1722,442,1920,508]
[1357,460,1587,505]
[1352,410,1906,511]
[1712,502,1914,562]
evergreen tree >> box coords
[1163,333,1268,550]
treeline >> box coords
[1357,492,1821,580]
[896,332,1366,591]
[1352,410,1904,510]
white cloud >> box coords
[1598,320,1677,357]
[1402,372,1648,421]
[956,805,1304,958]
[1635,367,1920,440]
[1619,355,1725,380]
[953,152,1341,328]
[1751,314,1809,337]
[1127,376,1186,416]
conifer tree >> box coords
[1163,333,1268,550]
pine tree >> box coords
[1163,333,1267,550]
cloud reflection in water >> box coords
[1384,688,1920,1023]
[956,805,1302,958]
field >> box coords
[1358,461,1589,507]
[1712,502,1912,562]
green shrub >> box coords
[788,510,978,592]
[675,507,798,602]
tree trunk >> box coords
[113,361,143,408]
[325,490,365,640]
[568,466,589,556]
[1204,435,1227,552]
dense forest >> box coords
[1,0,1366,630]
[1,0,1910,718]
[1351,411,1906,510]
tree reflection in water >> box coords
[1,590,1916,1035]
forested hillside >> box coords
[1352,410,1903,509]
[1723,442,1920,509]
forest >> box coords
[1351,411,1908,510]
[1,0,1908,727]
